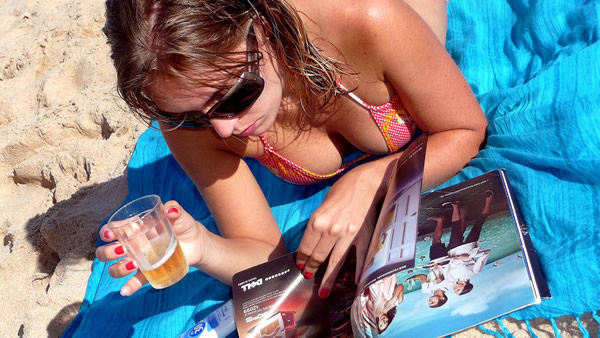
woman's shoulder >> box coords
[300,0,416,66]
[300,0,407,23]
[301,0,413,36]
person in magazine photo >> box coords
[358,274,405,334]
[407,190,494,307]
[443,192,494,296]
[408,262,452,308]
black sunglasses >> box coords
[161,26,264,129]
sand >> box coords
[0,1,597,337]
[0,0,143,336]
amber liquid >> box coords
[140,241,188,289]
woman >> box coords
[96,0,486,299]
[359,274,405,334]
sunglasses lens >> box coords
[210,77,264,118]
[162,77,263,130]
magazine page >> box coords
[231,250,358,338]
[357,133,428,290]
[354,170,542,337]
[350,133,427,336]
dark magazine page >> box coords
[232,251,358,338]
[351,133,427,337]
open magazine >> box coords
[230,134,550,338]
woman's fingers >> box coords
[296,209,344,267]
[317,236,354,298]
[96,220,127,263]
[95,202,181,297]
[163,200,201,240]
[108,257,138,279]
[99,224,115,243]
[297,208,365,284]
[298,222,370,298]
[106,257,149,296]
[120,271,148,296]
[295,214,330,270]
[164,202,182,223]
[295,233,321,272]
[300,234,337,279]
[95,242,126,262]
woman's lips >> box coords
[238,120,259,137]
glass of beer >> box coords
[108,195,188,289]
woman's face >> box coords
[454,281,466,294]
[377,313,390,332]
[150,28,284,138]
[428,295,442,307]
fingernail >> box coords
[167,207,179,216]
[114,246,125,255]
[319,288,330,299]
[297,264,305,270]
[103,230,112,240]
[120,286,130,297]
[304,272,313,279]
[125,261,137,271]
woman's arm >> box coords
[393,283,405,299]
[159,126,289,284]
[370,0,487,189]
[97,124,288,293]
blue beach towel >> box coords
[65,0,600,337]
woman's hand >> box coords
[95,201,205,296]
[296,164,387,298]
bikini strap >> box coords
[258,134,271,149]
[336,81,370,110]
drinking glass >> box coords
[108,195,188,289]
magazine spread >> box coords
[231,134,549,338]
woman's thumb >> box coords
[164,201,184,223]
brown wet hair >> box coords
[102,0,352,126]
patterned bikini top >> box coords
[256,84,417,185]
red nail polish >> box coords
[319,288,329,299]
[167,207,179,216]
[304,272,313,279]
[114,246,124,255]
[103,230,111,240]
[125,261,136,271]
[297,264,305,270]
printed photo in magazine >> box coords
[351,169,549,337]
[231,134,549,338]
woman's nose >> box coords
[209,118,238,138]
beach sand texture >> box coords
[0,0,143,336]
[0,1,597,337]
